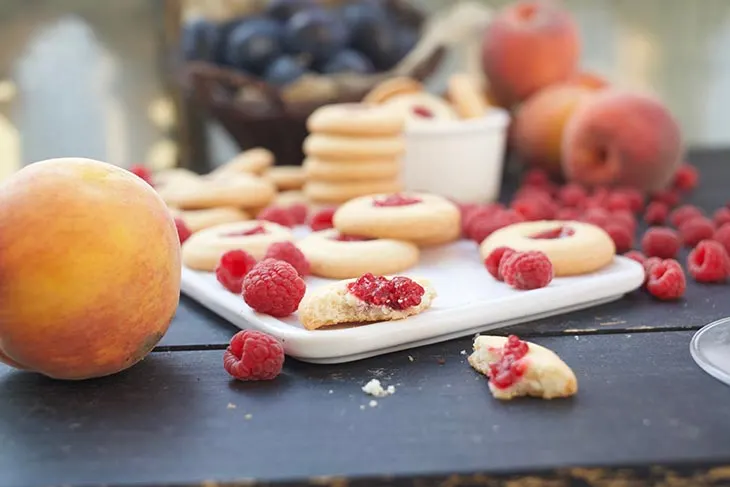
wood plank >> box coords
[1,331,729,487]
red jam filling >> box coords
[373,193,423,208]
[529,226,575,239]
[487,335,530,390]
[331,234,374,242]
[412,106,434,118]
[346,273,424,310]
[223,224,267,237]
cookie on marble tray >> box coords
[303,133,405,161]
[306,103,405,136]
[332,192,461,246]
[296,229,420,279]
[383,92,459,124]
[302,157,400,182]
[172,207,250,233]
[363,76,425,105]
[157,173,276,210]
[265,166,306,191]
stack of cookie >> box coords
[302,103,406,205]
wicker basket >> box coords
[181,0,446,167]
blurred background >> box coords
[0,0,725,177]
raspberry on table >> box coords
[623,250,646,265]
[484,246,516,281]
[500,251,554,290]
[215,249,257,293]
[609,209,637,233]
[687,240,729,283]
[713,207,730,228]
[714,223,730,254]
[223,330,285,381]
[264,241,310,277]
[678,216,715,247]
[580,207,610,228]
[672,163,699,192]
[651,189,680,208]
[646,259,686,300]
[511,197,554,221]
[257,205,296,227]
[174,217,192,244]
[669,204,703,228]
[288,203,308,225]
[521,168,551,187]
[606,191,632,212]
[242,259,306,318]
[555,207,581,221]
[642,256,662,285]
[641,227,680,259]
[468,209,525,243]
[557,183,588,208]
[612,187,645,213]
[462,203,503,236]
[604,223,633,254]
[129,164,154,186]
[644,201,669,225]
[309,207,336,231]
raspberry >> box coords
[604,223,633,253]
[646,259,686,300]
[264,241,310,277]
[641,227,680,259]
[678,216,715,247]
[612,187,645,213]
[687,240,728,283]
[606,191,632,212]
[174,217,192,244]
[309,207,336,231]
[713,207,730,228]
[512,186,552,204]
[500,251,554,290]
[462,203,503,236]
[651,189,680,208]
[643,256,662,285]
[669,204,703,228]
[521,168,550,187]
[257,206,295,227]
[644,201,669,225]
[511,197,554,221]
[557,183,588,208]
[215,249,257,293]
[714,223,730,254]
[484,246,516,281]
[288,203,308,225]
[623,250,646,265]
[129,164,154,186]
[468,209,525,243]
[223,330,284,381]
[242,259,306,317]
[580,207,610,228]
[555,207,581,220]
[609,209,637,233]
[673,163,699,192]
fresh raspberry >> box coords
[555,207,581,220]
[174,217,192,244]
[643,256,662,285]
[641,227,680,259]
[687,240,728,283]
[215,250,257,293]
[512,186,552,204]
[455,201,479,228]
[511,197,554,221]
[604,223,633,253]
[713,207,730,228]
[644,201,669,225]
[608,209,637,233]
[678,216,715,247]
[223,330,284,381]
[580,207,610,228]
[669,204,703,228]
[673,163,699,192]
[521,168,550,187]
[651,189,680,208]
[462,203,503,236]
[500,251,554,290]
[309,207,336,231]
[288,203,308,225]
[242,259,306,317]
[714,223,730,255]
[264,241,310,277]
[646,259,686,300]
[623,250,646,265]
[468,209,525,243]
[606,191,632,212]
[257,206,295,227]
[612,187,645,213]
[557,183,588,208]
[484,246,516,281]
[583,187,610,209]
[129,164,154,186]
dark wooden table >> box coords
[2,149,730,487]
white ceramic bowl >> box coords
[401,108,511,204]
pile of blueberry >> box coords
[182,0,420,87]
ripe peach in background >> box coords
[511,83,597,174]
[561,90,683,192]
[481,0,580,108]
[0,158,181,380]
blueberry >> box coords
[224,17,284,74]
[284,9,349,64]
[265,0,316,22]
[321,49,374,75]
[264,55,309,86]
[350,20,402,71]
[341,0,388,34]
[181,18,222,62]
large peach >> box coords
[512,83,597,174]
[481,0,580,108]
[0,158,181,380]
[561,90,683,192]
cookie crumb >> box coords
[362,378,396,398]
[328,389,334,394]
[437,357,446,365]
[227,403,237,409]
[408,355,414,362]
[244,413,253,420]
[369,400,378,408]
[359,404,366,410]
[459,350,467,355]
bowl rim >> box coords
[404,107,511,135]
